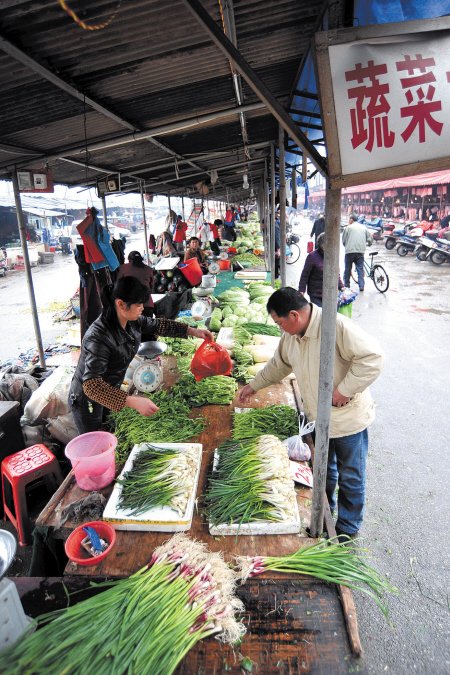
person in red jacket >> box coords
[173,215,188,252]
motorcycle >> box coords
[357,215,384,241]
[415,236,436,261]
[428,237,450,265]
[0,256,7,277]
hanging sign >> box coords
[17,169,54,193]
[315,17,450,188]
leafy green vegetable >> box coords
[232,405,297,441]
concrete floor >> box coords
[1,220,449,673]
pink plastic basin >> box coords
[65,431,117,491]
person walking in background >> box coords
[238,287,384,540]
[342,215,373,291]
[209,219,222,255]
[310,213,325,247]
[173,215,188,253]
[117,251,155,316]
[298,233,344,307]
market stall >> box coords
[22,350,367,672]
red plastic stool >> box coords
[2,444,63,546]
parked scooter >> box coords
[414,236,438,261]
[0,257,7,277]
[428,237,450,265]
[357,215,384,240]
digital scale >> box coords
[131,341,167,394]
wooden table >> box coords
[35,367,364,672]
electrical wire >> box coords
[57,0,122,31]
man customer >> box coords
[238,287,384,540]
[342,215,373,291]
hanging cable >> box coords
[57,0,122,31]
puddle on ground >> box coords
[411,305,450,315]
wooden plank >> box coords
[65,378,315,577]
[11,576,364,674]
[324,507,363,657]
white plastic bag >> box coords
[22,366,75,424]
[283,436,311,461]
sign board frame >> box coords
[17,169,54,193]
[314,16,450,189]
[96,173,121,197]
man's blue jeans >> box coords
[326,429,368,535]
[344,252,365,290]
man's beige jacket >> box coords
[249,304,384,438]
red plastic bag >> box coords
[190,340,233,381]
[307,240,314,254]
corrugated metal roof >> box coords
[0,0,327,200]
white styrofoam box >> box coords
[103,442,202,532]
[208,449,301,536]
[0,579,33,652]
[154,256,180,270]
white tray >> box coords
[208,449,301,536]
[154,256,180,270]
[103,442,202,532]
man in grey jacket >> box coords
[342,216,373,291]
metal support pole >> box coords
[309,185,342,537]
[101,195,108,231]
[292,166,297,210]
[140,183,150,263]
[270,143,276,286]
[278,125,287,287]
[11,171,46,369]
[181,196,185,220]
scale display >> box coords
[132,362,163,393]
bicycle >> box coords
[285,233,300,265]
[350,251,389,293]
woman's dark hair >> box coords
[128,250,145,267]
[101,276,149,323]
[214,219,223,226]
[266,287,309,317]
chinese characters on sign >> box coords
[346,54,446,151]
[328,33,450,174]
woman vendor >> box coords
[69,276,212,434]
[184,236,208,273]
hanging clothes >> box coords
[76,211,104,264]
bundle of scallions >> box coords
[117,444,199,516]
[235,538,398,618]
[110,389,205,461]
[232,405,298,441]
[1,534,245,675]
[205,434,297,526]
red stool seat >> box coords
[2,444,63,546]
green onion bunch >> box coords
[232,405,298,440]
[243,322,281,336]
[231,343,255,383]
[117,444,199,516]
[1,534,245,675]
[235,538,398,618]
[110,389,205,461]
[205,434,297,526]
